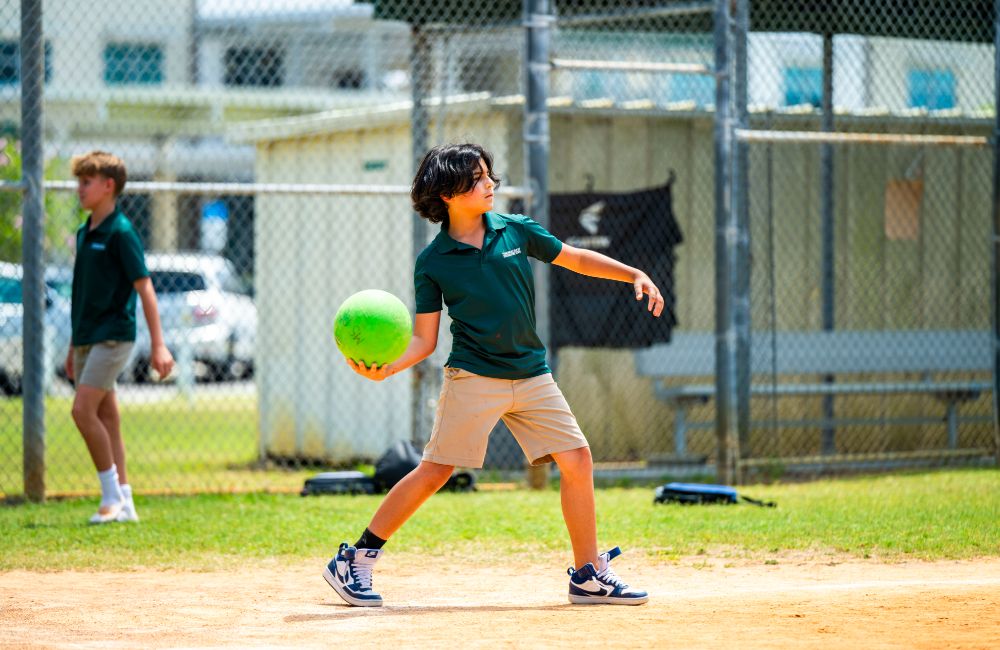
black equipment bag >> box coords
[301,440,476,496]
[300,471,376,496]
[373,440,424,492]
[374,439,476,492]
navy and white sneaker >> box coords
[323,542,384,607]
[567,546,648,605]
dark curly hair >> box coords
[410,143,501,228]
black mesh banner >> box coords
[545,180,683,348]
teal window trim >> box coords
[104,43,164,85]
[783,66,822,107]
[907,68,956,110]
[0,40,53,85]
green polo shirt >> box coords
[414,212,563,379]
[71,207,149,346]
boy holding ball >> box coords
[327,143,662,607]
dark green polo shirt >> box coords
[414,212,563,379]
[71,207,149,345]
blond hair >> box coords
[70,150,127,196]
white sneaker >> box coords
[567,547,649,605]
[323,543,384,607]
[88,501,124,525]
[118,498,139,522]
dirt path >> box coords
[3,555,999,649]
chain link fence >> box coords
[1,1,997,498]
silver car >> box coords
[0,261,73,395]
[125,253,256,382]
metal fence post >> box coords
[524,0,550,490]
[713,0,741,484]
[992,0,1000,465]
[820,31,837,456]
[733,0,751,466]
[21,0,46,502]
[411,23,435,447]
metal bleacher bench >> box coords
[634,330,993,458]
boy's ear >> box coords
[440,193,453,204]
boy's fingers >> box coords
[652,294,664,317]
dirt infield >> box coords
[3,555,999,649]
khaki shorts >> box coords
[423,367,589,468]
[73,341,133,392]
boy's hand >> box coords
[633,272,665,317]
[150,344,175,380]
[347,358,394,382]
[64,348,74,381]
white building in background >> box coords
[746,33,994,114]
[0,1,992,253]
[0,0,412,252]
[1,2,991,173]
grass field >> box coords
[0,393,320,496]
[2,468,997,571]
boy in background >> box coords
[326,143,663,606]
[65,151,173,524]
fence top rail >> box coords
[551,58,711,75]
[32,180,533,198]
[735,129,990,147]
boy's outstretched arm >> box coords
[552,244,665,317]
[348,310,441,382]
[134,277,175,379]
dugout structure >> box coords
[362,0,999,482]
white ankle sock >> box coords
[120,483,133,502]
[98,466,123,508]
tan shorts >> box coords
[73,341,133,392]
[423,367,589,468]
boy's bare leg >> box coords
[71,385,114,472]
[367,460,454,540]
[97,391,127,484]
[552,446,599,571]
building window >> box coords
[907,69,955,110]
[224,47,283,87]
[668,74,714,107]
[0,40,53,85]
[333,69,365,90]
[783,66,822,107]
[104,43,163,85]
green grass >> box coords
[1,394,317,495]
[1,469,997,571]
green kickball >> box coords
[333,289,412,367]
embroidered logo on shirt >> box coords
[90,242,106,250]
[501,247,522,258]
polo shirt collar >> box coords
[86,205,123,234]
[434,212,507,253]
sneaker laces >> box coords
[597,566,628,590]
[350,560,375,591]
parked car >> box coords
[124,253,256,382]
[0,261,73,395]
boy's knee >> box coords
[555,446,593,477]
[417,461,454,485]
[71,400,94,424]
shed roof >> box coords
[364,0,994,43]
[229,91,993,143]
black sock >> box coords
[355,528,387,550]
